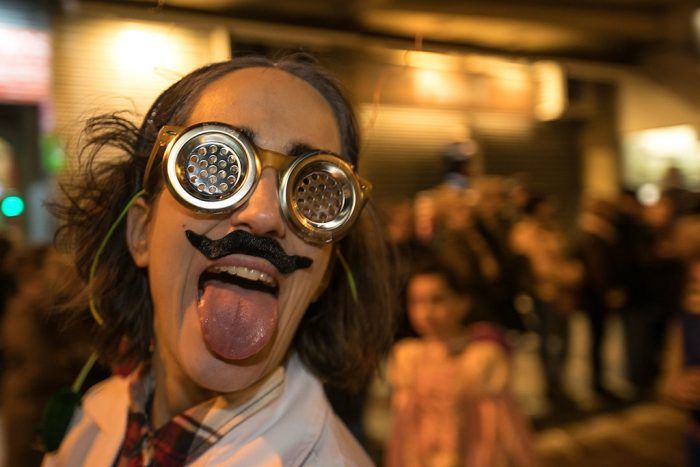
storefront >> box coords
[0,0,52,244]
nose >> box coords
[229,168,286,238]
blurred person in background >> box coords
[1,246,104,466]
[504,174,534,224]
[413,139,504,325]
[381,199,423,342]
[45,55,395,466]
[431,189,501,325]
[386,253,536,467]
[510,195,581,407]
[660,166,695,216]
[574,197,626,403]
[669,196,700,263]
[473,177,523,332]
[615,189,656,398]
[383,198,421,279]
[412,140,477,247]
[659,255,700,466]
[0,233,13,316]
[440,140,477,190]
[626,190,686,399]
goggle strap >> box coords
[143,126,181,192]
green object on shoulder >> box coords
[39,388,82,453]
[39,352,98,452]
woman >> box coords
[45,55,395,466]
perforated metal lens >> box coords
[293,170,345,223]
[163,123,258,213]
[280,153,368,244]
[185,143,241,196]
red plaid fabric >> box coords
[112,365,285,467]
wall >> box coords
[566,60,700,134]
[566,60,700,196]
[53,5,231,167]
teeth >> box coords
[210,265,277,288]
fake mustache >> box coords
[185,230,313,274]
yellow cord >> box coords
[71,352,98,393]
[335,249,358,303]
[88,189,146,327]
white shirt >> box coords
[43,354,373,466]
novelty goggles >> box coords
[143,122,371,245]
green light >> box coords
[1,196,25,217]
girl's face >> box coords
[406,273,469,339]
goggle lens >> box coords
[185,143,242,196]
[294,170,344,223]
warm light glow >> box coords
[497,63,528,87]
[623,125,700,190]
[411,68,459,103]
[637,125,696,154]
[403,51,461,103]
[637,183,660,206]
[533,60,566,121]
[54,17,228,173]
[414,68,443,90]
[114,26,180,72]
[405,50,459,72]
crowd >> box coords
[391,170,700,390]
[377,144,700,464]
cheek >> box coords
[408,306,428,328]
[280,252,330,322]
[267,246,332,356]
[146,205,204,344]
[435,307,454,326]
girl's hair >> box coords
[51,54,396,391]
[407,247,475,297]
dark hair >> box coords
[52,54,396,391]
[440,141,475,176]
[407,248,475,297]
[523,193,547,216]
[402,248,495,332]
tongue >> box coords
[197,281,278,360]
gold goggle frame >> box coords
[144,122,371,244]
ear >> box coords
[126,197,150,267]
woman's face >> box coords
[127,67,339,393]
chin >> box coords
[184,348,269,393]
[180,326,281,394]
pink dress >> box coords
[386,323,536,467]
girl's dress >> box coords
[386,323,535,467]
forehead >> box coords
[186,67,341,154]
[409,273,450,294]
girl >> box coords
[386,255,536,467]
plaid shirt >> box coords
[113,365,285,467]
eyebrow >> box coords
[287,142,343,159]
[231,124,257,144]
[229,124,342,159]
